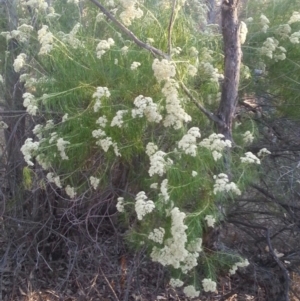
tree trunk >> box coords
[1,0,26,197]
[217,0,241,141]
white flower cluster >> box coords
[241,152,260,164]
[275,24,291,39]
[65,185,76,199]
[274,47,287,62]
[260,37,286,61]
[46,10,61,21]
[1,24,33,43]
[180,251,199,274]
[183,285,200,298]
[239,21,248,44]
[213,173,241,195]
[159,179,170,202]
[57,138,70,160]
[13,53,27,73]
[19,74,37,89]
[130,61,141,70]
[36,154,50,170]
[0,121,8,129]
[242,131,254,144]
[205,215,216,228]
[150,207,202,273]
[119,0,143,26]
[178,127,201,157]
[57,23,82,49]
[121,46,129,55]
[187,238,202,253]
[260,14,270,33]
[148,227,165,244]
[116,197,124,212]
[23,92,38,116]
[229,258,249,275]
[290,31,300,44]
[90,176,100,190]
[152,58,191,129]
[91,129,105,139]
[199,133,231,161]
[24,0,48,11]
[95,135,120,156]
[200,47,213,61]
[148,150,173,177]
[192,171,198,177]
[187,64,197,77]
[202,278,217,292]
[62,113,68,122]
[146,37,154,44]
[152,59,176,83]
[96,115,107,128]
[18,24,34,33]
[161,79,192,129]
[21,138,39,166]
[288,11,300,24]
[96,38,114,59]
[150,182,158,189]
[135,191,155,220]
[45,119,54,130]
[67,0,79,4]
[132,95,162,123]
[111,110,128,127]
[200,62,224,83]
[169,278,183,288]
[49,132,58,144]
[257,148,271,157]
[189,46,199,57]
[145,142,158,156]
[47,172,62,188]
[171,46,182,55]
[150,207,188,269]
[93,86,111,112]
[38,25,54,55]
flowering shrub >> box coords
[243,0,300,118]
[2,0,274,297]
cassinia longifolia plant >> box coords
[5,0,298,297]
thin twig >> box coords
[265,229,290,301]
[167,0,177,57]
[99,266,120,301]
[88,0,169,59]
[180,82,224,126]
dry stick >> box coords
[99,266,121,301]
[265,229,290,301]
[88,0,169,59]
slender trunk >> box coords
[217,0,241,141]
[1,0,26,197]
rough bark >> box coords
[217,0,241,141]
